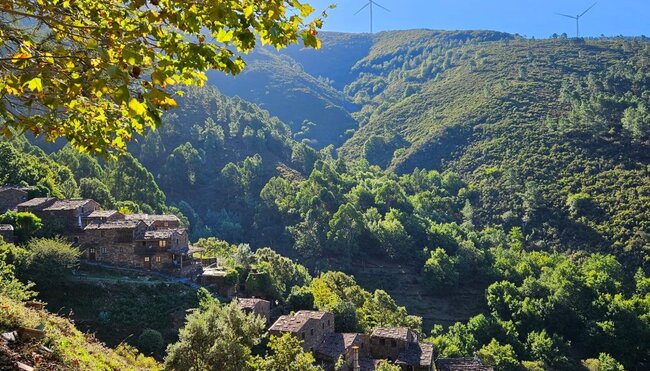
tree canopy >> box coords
[0,0,327,155]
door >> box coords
[89,248,96,261]
[144,256,151,270]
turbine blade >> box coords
[555,13,577,19]
[354,2,370,15]
[580,2,597,17]
[373,1,391,12]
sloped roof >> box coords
[396,342,434,367]
[42,199,96,211]
[269,315,310,333]
[88,210,122,218]
[315,333,363,360]
[371,327,412,341]
[237,298,270,310]
[295,311,332,320]
[435,357,494,371]
[84,220,143,230]
[17,197,55,208]
[0,186,28,194]
[124,214,180,223]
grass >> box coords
[0,295,160,370]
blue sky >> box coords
[307,0,650,38]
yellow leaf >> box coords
[25,78,43,92]
[128,98,147,116]
[244,5,254,18]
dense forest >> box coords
[1,29,649,370]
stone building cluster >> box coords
[268,310,463,371]
[0,186,199,277]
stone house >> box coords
[80,220,148,266]
[237,298,272,325]
[0,224,14,243]
[16,197,56,213]
[85,210,124,226]
[434,357,493,371]
[369,327,434,371]
[124,214,181,229]
[135,228,191,271]
[269,311,335,352]
[18,198,101,233]
[0,187,30,213]
[201,267,238,297]
[314,333,368,370]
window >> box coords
[310,329,314,336]
[100,231,105,237]
[391,340,397,347]
[322,323,324,329]
[328,320,330,326]
[119,246,123,253]
[144,257,150,262]
[159,240,167,248]
[164,222,169,227]
[100,247,107,253]
[89,248,95,253]
[155,256,161,263]
[301,332,305,340]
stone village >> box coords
[0,186,492,371]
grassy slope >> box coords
[1,295,159,370]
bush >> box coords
[23,238,79,289]
[137,329,164,356]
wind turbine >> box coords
[354,0,390,34]
[556,2,598,38]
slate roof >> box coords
[0,224,14,231]
[42,199,95,211]
[371,327,412,341]
[396,342,434,367]
[124,214,180,223]
[435,357,494,371]
[17,197,56,208]
[142,229,177,240]
[269,315,310,333]
[315,333,363,360]
[84,220,142,230]
[0,186,28,194]
[237,298,270,310]
[88,210,121,218]
[295,310,331,320]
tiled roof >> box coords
[237,298,270,310]
[396,342,434,367]
[142,229,176,240]
[0,186,28,194]
[42,199,95,211]
[88,210,121,218]
[371,327,412,341]
[84,220,142,230]
[0,224,14,231]
[17,197,55,208]
[435,357,494,371]
[269,315,310,333]
[295,311,331,320]
[315,333,363,360]
[125,214,180,223]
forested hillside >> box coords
[212,30,649,264]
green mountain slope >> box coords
[128,86,319,240]
[207,46,359,148]
[342,36,649,259]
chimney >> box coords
[352,345,360,371]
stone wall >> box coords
[0,189,28,213]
